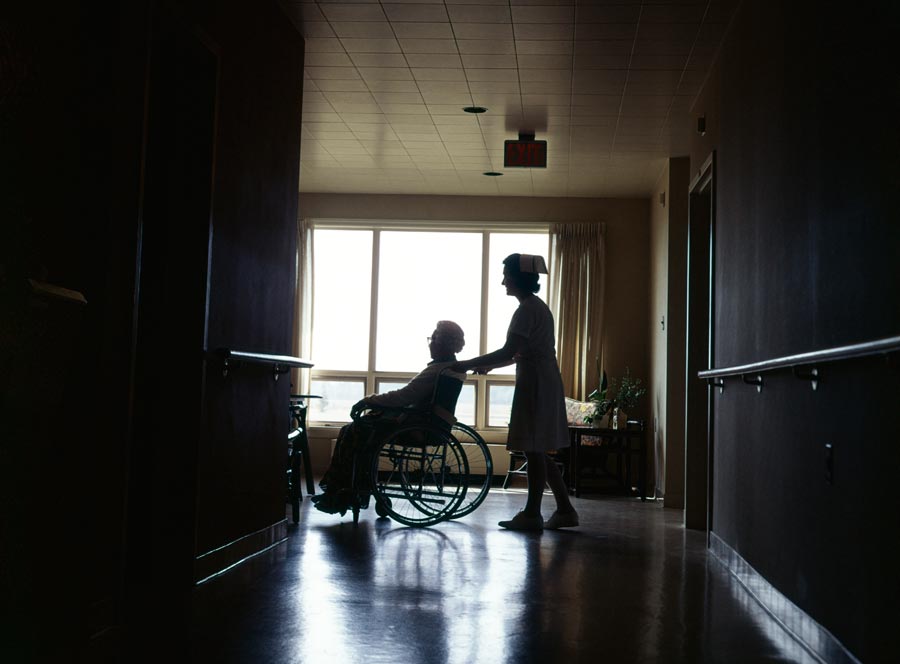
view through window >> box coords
[307,224,549,430]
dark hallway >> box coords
[2,1,897,662]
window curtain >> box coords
[549,222,606,400]
[290,217,313,391]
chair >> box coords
[287,393,320,523]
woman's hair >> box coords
[435,320,465,353]
[502,253,540,294]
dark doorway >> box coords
[124,7,218,645]
[684,152,715,532]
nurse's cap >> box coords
[519,254,548,274]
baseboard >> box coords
[193,520,288,585]
[709,532,861,664]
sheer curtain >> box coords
[549,222,606,400]
[290,217,313,391]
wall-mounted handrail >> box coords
[211,348,313,380]
[698,334,900,379]
[698,334,900,392]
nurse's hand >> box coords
[472,366,491,375]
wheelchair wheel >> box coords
[449,423,493,519]
[370,424,469,527]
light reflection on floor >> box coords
[193,489,818,664]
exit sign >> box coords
[504,138,547,168]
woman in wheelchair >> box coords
[311,320,467,515]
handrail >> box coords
[698,334,900,391]
[211,348,313,381]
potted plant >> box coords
[584,363,646,430]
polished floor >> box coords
[191,487,816,664]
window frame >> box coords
[305,219,551,433]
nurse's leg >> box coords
[544,454,574,513]
[523,452,547,516]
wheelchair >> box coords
[315,370,493,527]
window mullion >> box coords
[368,230,380,395]
[477,232,491,429]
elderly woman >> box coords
[311,320,467,515]
[451,254,577,531]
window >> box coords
[306,222,549,430]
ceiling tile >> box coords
[570,95,621,113]
[575,5,640,23]
[405,53,464,68]
[378,103,430,114]
[331,22,398,38]
[576,23,638,40]
[572,69,627,92]
[305,52,355,67]
[519,68,570,82]
[426,102,476,113]
[296,3,327,22]
[432,115,481,126]
[511,6,575,23]
[574,39,633,55]
[417,79,471,92]
[387,114,438,125]
[515,40,573,55]
[620,95,674,115]
[302,111,343,123]
[339,38,402,52]
[461,54,518,68]
[629,54,689,70]
[466,68,519,82]
[306,67,361,80]
[358,67,415,80]
[521,79,571,94]
[447,5,511,22]
[382,4,450,21]
[517,54,572,69]
[319,4,387,21]
[366,79,421,92]
[302,22,338,38]
[452,23,514,39]
[641,5,707,23]
[411,68,467,81]
[305,38,345,52]
[632,39,695,56]
[513,24,574,40]
[522,93,571,106]
[314,79,371,92]
[639,23,699,42]
[343,115,391,124]
[391,22,455,38]
[372,91,425,104]
[468,80,520,93]
[349,52,409,67]
[399,38,459,53]
[456,39,516,54]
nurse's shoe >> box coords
[498,511,544,531]
[545,509,579,529]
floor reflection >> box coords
[192,491,815,663]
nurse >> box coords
[452,253,578,530]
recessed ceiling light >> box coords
[463,106,488,114]
[483,171,503,176]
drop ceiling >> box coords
[281,0,738,198]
